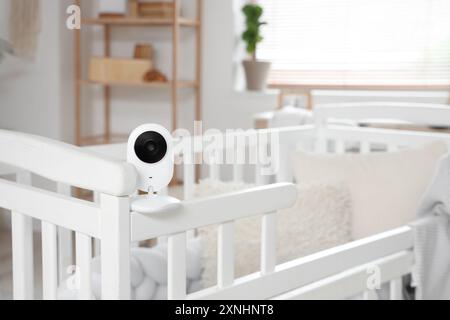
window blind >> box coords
[256,0,450,87]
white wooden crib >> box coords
[1,103,450,300]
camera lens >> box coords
[145,141,156,153]
[134,131,167,164]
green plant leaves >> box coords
[242,4,263,20]
[241,4,266,57]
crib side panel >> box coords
[188,226,413,300]
[274,251,412,300]
[2,170,104,300]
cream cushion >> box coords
[196,181,352,287]
[292,141,448,239]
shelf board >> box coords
[80,79,197,88]
[82,17,199,27]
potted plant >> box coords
[241,3,270,91]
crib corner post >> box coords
[99,193,131,300]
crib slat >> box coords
[314,136,327,154]
[233,164,244,183]
[12,171,34,300]
[207,147,220,180]
[57,227,73,283]
[390,277,403,300]
[363,290,378,300]
[335,140,345,154]
[76,232,92,300]
[100,194,131,300]
[218,222,234,288]
[261,212,277,274]
[11,211,34,300]
[360,141,371,154]
[275,144,293,182]
[387,143,398,152]
[209,164,220,180]
[255,164,269,186]
[56,182,73,284]
[168,232,187,299]
[42,221,58,300]
[183,161,195,200]
[93,238,101,256]
[90,191,101,257]
[181,162,196,238]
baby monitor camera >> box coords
[127,124,180,214]
[127,123,173,193]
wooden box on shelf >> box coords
[129,0,139,17]
[134,43,154,60]
[137,2,175,18]
[89,57,153,83]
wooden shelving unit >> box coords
[74,0,203,146]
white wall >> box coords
[0,0,73,140]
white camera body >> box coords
[127,124,180,214]
[127,123,174,193]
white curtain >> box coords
[257,0,450,86]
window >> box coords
[257,0,450,87]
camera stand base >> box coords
[131,195,181,214]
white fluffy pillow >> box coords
[197,181,352,288]
[292,141,447,239]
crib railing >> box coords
[314,102,450,155]
[178,126,315,193]
[320,125,450,154]
[177,124,450,201]
[170,123,450,300]
[131,183,297,299]
[0,129,305,300]
[189,226,413,300]
[2,124,443,300]
[0,129,136,300]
